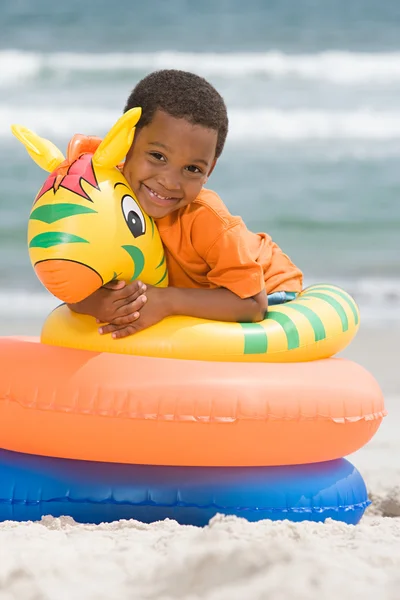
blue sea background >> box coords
[1,0,400,326]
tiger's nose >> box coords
[34,259,103,303]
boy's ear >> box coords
[92,107,142,168]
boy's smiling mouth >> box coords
[143,183,181,206]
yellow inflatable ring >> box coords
[42,283,359,362]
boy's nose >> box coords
[34,259,102,303]
[157,169,182,193]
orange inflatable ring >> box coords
[0,337,385,467]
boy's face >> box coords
[122,110,218,219]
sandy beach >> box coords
[0,512,398,600]
[0,317,398,600]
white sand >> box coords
[0,514,399,600]
[0,323,398,599]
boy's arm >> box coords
[98,285,268,339]
[166,286,268,322]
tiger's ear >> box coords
[11,124,65,172]
[92,107,142,168]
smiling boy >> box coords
[69,69,303,338]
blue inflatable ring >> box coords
[0,450,369,526]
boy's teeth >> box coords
[152,188,170,200]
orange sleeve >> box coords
[184,189,302,298]
[262,243,303,294]
[203,223,266,299]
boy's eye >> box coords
[149,152,165,161]
[186,165,202,174]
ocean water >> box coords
[1,0,400,326]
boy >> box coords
[69,70,303,339]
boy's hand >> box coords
[98,285,169,339]
[67,279,147,326]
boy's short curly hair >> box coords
[123,69,229,159]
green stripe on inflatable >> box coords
[305,292,349,332]
[286,304,326,341]
[150,218,155,239]
[266,311,300,349]
[29,232,89,248]
[30,203,97,224]
[157,254,166,269]
[307,286,359,325]
[154,267,168,286]
[122,245,145,281]
[240,323,268,354]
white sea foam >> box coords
[228,107,400,141]
[3,49,400,85]
[4,104,400,143]
[1,105,117,139]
